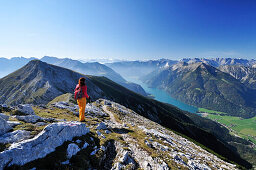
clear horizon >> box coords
[2,56,256,62]
[0,0,255,60]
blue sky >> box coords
[0,0,255,60]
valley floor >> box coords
[198,108,256,148]
[198,108,256,168]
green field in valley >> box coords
[199,108,256,146]
[198,108,227,114]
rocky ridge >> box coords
[219,65,256,89]
[0,99,237,169]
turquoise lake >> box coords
[128,78,198,114]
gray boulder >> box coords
[0,130,30,144]
[96,122,107,130]
[0,117,12,135]
[35,122,47,126]
[82,142,89,149]
[14,115,43,123]
[17,104,35,115]
[0,113,9,121]
[7,121,21,127]
[0,121,90,169]
[66,143,80,159]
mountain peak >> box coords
[0,61,104,105]
[26,59,49,68]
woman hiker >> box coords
[74,77,90,122]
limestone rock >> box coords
[82,142,89,149]
[35,122,47,126]
[96,122,107,130]
[7,121,21,127]
[17,104,35,115]
[14,115,43,123]
[66,143,80,159]
[0,113,9,121]
[0,130,30,144]
[86,103,108,117]
[0,117,12,135]
[0,121,90,169]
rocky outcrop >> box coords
[14,115,44,123]
[0,99,239,169]
[7,121,21,127]
[17,104,35,115]
[0,130,30,144]
[96,122,107,130]
[0,117,12,135]
[0,113,9,121]
[66,143,80,159]
[100,99,238,170]
[0,121,90,169]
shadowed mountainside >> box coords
[41,56,147,96]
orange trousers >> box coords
[77,97,86,121]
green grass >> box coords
[198,107,227,114]
[206,114,256,146]
[221,78,231,84]
[48,93,76,105]
[195,88,202,92]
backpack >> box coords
[74,86,83,100]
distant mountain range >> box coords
[180,58,256,67]
[106,59,178,78]
[0,57,36,78]
[0,56,147,96]
[0,59,253,168]
[142,62,256,118]
[40,56,147,96]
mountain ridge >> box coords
[0,60,252,167]
[142,62,256,118]
[0,99,240,169]
[219,65,256,89]
[41,56,147,96]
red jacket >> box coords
[75,84,89,99]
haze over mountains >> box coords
[40,56,147,96]
[106,59,178,79]
[0,56,147,96]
